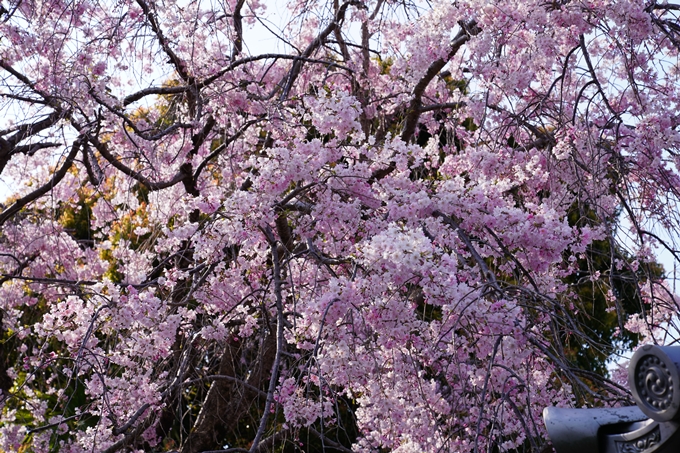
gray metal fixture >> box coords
[544,344,680,453]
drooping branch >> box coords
[249,226,287,452]
[3,111,64,148]
[82,142,104,186]
[473,335,503,453]
[111,403,151,436]
[308,427,354,453]
[579,34,621,121]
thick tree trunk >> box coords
[181,332,277,453]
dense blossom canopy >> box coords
[1,0,679,451]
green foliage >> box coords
[562,207,664,376]
[57,187,95,246]
[375,56,394,75]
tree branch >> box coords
[0,138,82,226]
[135,0,191,82]
[401,21,479,143]
[88,136,188,191]
[249,227,286,452]
[279,1,361,100]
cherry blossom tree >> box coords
[1,0,679,451]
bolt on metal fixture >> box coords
[544,344,680,453]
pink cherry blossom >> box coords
[0,0,679,451]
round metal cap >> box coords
[629,344,680,422]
